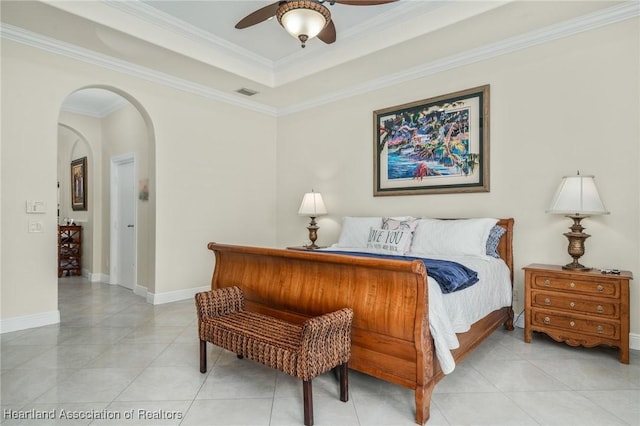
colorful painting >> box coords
[71,157,87,210]
[374,85,490,196]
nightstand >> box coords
[523,264,632,363]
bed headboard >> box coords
[495,218,514,284]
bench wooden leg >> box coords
[199,340,207,373]
[303,380,313,426]
[339,362,348,402]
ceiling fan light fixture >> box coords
[276,1,331,47]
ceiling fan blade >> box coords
[317,20,336,44]
[235,2,281,29]
[333,0,398,5]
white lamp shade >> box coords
[281,8,326,39]
[298,192,327,216]
[547,174,609,215]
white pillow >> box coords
[410,218,498,256]
[337,217,383,248]
[383,217,418,231]
[366,227,412,255]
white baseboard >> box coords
[134,284,148,298]
[90,272,109,283]
[147,285,210,305]
[630,332,640,351]
[0,310,60,334]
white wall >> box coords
[276,20,640,338]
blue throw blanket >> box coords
[320,250,479,294]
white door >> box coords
[110,155,136,290]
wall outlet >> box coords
[28,221,43,233]
[513,289,519,302]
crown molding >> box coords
[279,1,640,116]
[107,0,452,87]
[60,96,128,118]
[105,0,273,66]
[1,2,637,117]
[0,23,278,117]
[272,0,508,84]
[104,0,276,86]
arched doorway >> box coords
[57,124,95,278]
[58,86,156,297]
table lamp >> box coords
[547,171,609,270]
[298,190,327,249]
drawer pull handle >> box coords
[597,285,604,292]
[597,305,604,313]
[570,321,575,327]
[596,325,604,333]
[570,282,575,288]
[544,317,551,324]
[544,298,551,305]
[569,302,575,308]
[544,279,551,287]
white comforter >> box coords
[321,247,513,374]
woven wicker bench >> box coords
[195,286,353,426]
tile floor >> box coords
[1,277,638,425]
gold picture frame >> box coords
[374,85,490,196]
[71,156,87,211]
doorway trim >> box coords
[109,152,141,295]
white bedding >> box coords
[321,247,512,374]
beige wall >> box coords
[57,124,94,276]
[58,112,103,280]
[0,40,278,329]
[100,103,153,291]
[275,19,640,339]
[1,15,638,346]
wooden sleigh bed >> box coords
[207,218,514,424]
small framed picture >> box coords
[71,157,87,211]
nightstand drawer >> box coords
[531,311,619,339]
[531,275,619,298]
[531,291,619,318]
[524,264,632,363]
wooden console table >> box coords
[58,225,82,277]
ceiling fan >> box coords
[235,0,398,48]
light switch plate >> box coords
[26,200,46,213]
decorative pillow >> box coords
[366,227,412,255]
[382,216,418,232]
[337,217,383,248]
[410,218,499,256]
[486,225,506,258]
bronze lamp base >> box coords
[562,214,591,271]
[305,217,320,249]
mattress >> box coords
[321,247,512,374]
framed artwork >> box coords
[139,178,149,201]
[374,85,490,196]
[71,157,87,211]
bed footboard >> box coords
[207,218,514,424]
[208,243,436,424]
